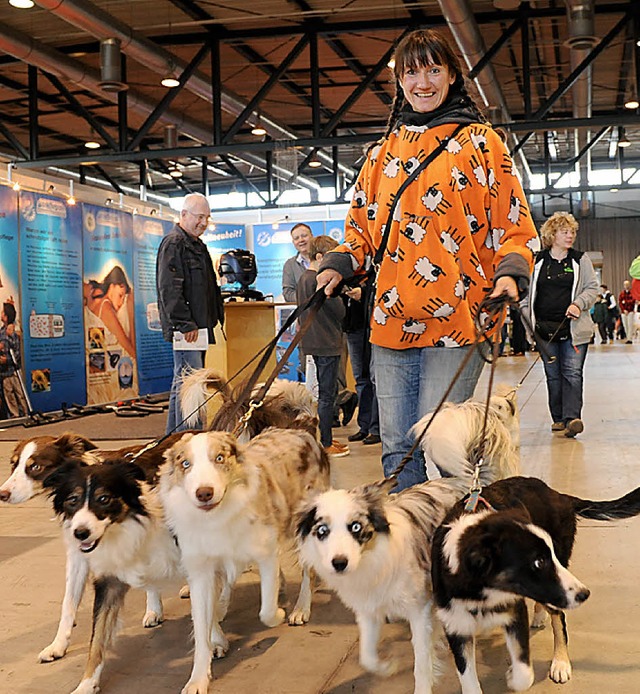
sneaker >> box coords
[363,434,382,445]
[564,419,584,438]
[348,430,367,442]
[324,442,350,457]
[551,422,565,432]
[626,340,633,344]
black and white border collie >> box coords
[432,476,640,693]
[43,459,184,694]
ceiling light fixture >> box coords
[618,127,631,148]
[308,156,322,168]
[624,98,639,110]
[168,164,183,178]
[251,124,267,137]
[161,75,180,88]
[85,139,100,149]
[9,0,35,8]
[99,38,127,92]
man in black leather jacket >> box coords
[156,193,224,433]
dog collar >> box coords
[463,489,495,513]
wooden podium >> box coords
[206,301,277,380]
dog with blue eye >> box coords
[295,438,517,694]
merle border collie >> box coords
[431,476,640,693]
[295,410,519,694]
[159,428,330,694]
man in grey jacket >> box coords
[156,193,223,434]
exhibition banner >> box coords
[133,215,174,395]
[82,203,137,404]
[18,191,85,412]
[0,186,26,420]
[252,220,344,381]
[252,220,343,300]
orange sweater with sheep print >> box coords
[330,122,538,349]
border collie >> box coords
[0,432,190,663]
[159,427,330,694]
[295,415,519,694]
[431,476,640,693]
[179,367,318,439]
[43,459,184,694]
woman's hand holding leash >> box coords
[566,303,581,319]
[489,276,519,301]
[316,269,344,296]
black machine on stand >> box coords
[218,249,264,301]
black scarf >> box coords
[397,80,481,130]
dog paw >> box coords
[260,607,285,628]
[506,662,534,691]
[549,657,572,684]
[181,679,210,694]
[530,605,548,629]
[38,640,67,662]
[179,584,191,599]
[361,657,398,677]
[142,610,164,628]
[70,679,100,694]
[288,607,310,626]
[211,632,229,659]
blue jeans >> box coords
[166,349,205,434]
[373,344,485,491]
[313,355,340,447]
[347,329,379,436]
[539,338,588,424]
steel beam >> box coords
[222,35,309,144]
[127,42,211,152]
[28,66,38,160]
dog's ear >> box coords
[360,480,391,533]
[295,503,318,540]
[463,528,500,578]
[55,432,98,455]
[122,462,146,482]
[42,459,84,490]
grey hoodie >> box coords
[521,248,599,346]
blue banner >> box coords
[82,204,136,404]
[0,186,25,419]
[19,192,85,411]
[252,220,343,300]
[133,215,174,395]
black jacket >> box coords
[156,224,224,343]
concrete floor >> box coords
[1,341,639,694]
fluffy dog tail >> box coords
[179,368,231,428]
[572,487,640,521]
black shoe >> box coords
[363,434,381,445]
[341,393,358,426]
[348,430,367,442]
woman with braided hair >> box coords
[317,28,539,491]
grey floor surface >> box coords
[1,341,639,693]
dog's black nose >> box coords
[74,527,90,541]
[331,556,348,573]
[0,489,11,502]
[575,588,590,604]
[196,486,214,503]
